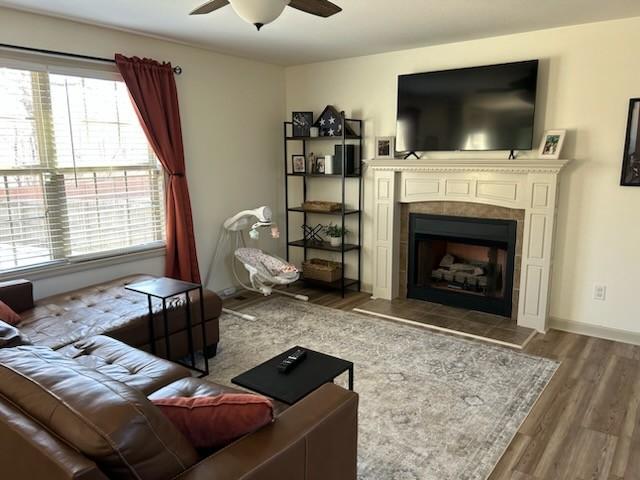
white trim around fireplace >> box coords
[369,158,571,332]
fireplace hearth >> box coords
[408,213,517,317]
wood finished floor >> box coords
[224,285,640,480]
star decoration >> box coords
[313,105,357,138]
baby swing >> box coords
[205,206,308,321]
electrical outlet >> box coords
[593,284,607,301]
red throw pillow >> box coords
[152,394,274,449]
[0,301,21,326]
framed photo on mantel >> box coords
[376,136,395,159]
[538,130,566,160]
[621,98,640,186]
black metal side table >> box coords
[125,277,209,377]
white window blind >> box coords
[0,63,165,273]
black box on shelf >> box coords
[333,145,359,175]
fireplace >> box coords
[370,158,570,331]
[408,213,517,317]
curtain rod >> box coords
[0,43,183,75]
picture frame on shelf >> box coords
[538,130,566,159]
[292,154,306,173]
[315,157,326,174]
[376,136,395,159]
[621,98,640,186]
[292,112,313,137]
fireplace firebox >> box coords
[408,213,517,317]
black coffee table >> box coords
[231,346,353,405]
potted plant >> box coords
[324,223,349,247]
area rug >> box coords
[206,297,558,480]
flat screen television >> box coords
[396,60,539,152]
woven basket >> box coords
[302,258,343,283]
[301,201,342,212]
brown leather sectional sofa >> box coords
[0,275,359,480]
[1,274,221,360]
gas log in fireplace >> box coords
[408,213,517,317]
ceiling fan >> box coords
[190,0,342,30]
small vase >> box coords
[329,236,342,247]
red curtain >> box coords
[115,54,200,283]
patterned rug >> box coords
[206,297,558,480]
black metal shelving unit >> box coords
[283,112,363,297]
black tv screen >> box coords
[396,60,538,152]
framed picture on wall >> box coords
[376,136,395,159]
[537,130,566,159]
[621,98,640,186]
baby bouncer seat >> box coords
[206,206,308,321]
[234,247,300,296]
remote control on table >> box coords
[277,348,307,373]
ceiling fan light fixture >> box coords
[229,0,290,30]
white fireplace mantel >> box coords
[368,157,571,332]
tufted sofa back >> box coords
[0,345,198,480]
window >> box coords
[0,62,164,273]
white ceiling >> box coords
[2,0,640,65]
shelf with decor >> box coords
[286,173,361,178]
[287,239,360,252]
[285,135,362,141]
[284,107,363,296]
[300,276,359,290]
[287,206,360,215]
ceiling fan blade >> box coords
[288,0,342,18]
[190,0,230,15]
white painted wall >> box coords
[2,7,639,336]
[285,17,640,334]
[0,7,286,299]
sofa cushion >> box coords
[149,377,237,399]
[149,377,289,417]
[0,300,21,325]
[152,394,274,449]
[17,275,222,350]
[0,400,108,480]
[0,345,198,480]
[0,320,31,348]
[57,335,191,395]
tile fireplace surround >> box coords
[369,158,571,332]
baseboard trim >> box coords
[550,317,640,346]
[353,307,536,350]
